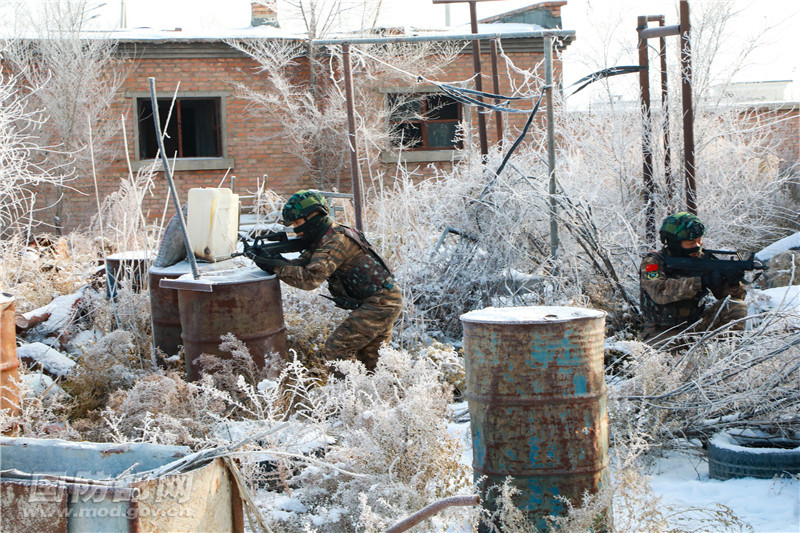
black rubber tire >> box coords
[708,431,800,480]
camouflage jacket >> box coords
[274,222,394,302]
[639,248,746,327]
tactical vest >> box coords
[640,251,706,327]
[326,225,394,301]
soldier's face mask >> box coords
[678,237,703,257]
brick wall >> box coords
[56,41,556,229]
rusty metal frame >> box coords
[637,0,696,243]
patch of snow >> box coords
[460,305,605,324]
[22,288,86,331]
[649,450,800,532]
[711,431,800,454]
[65,329,104,356]
[257,379,278,393]
[148,256,250,276]
[17,342,76,377]
[165,265,273,287]
[747,286,800,314]
[756,232,800,261]
[106,250,155,261]
[21,373,69,400]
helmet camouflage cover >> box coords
[281,190,329,224]
[659,212,705,243]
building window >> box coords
[137,97,222,159]
[388,93,462,150]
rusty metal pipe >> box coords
[342,43,364,232]
[385,494,479,533]
[490,39,503,142]
[680,0,697,213]
[469,1,489,158]
[638,16,656,243]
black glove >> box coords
[723,266,747,285]
[246,251,290,274]
[701,269,726,293]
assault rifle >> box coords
[231,231,308,261]
[663,249,767,285]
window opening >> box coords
[137,98,222,159]
[389,93,462,150]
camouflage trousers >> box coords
[324,285,403,371]
[641,297,747,349]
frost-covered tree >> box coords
[0,54,64,234]
[232,1,462,190]
[4,0,125,233]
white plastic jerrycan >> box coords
[186,187,240,261]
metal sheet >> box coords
[461,306,609,530]
[0,439,242,533]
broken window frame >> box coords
[388,92,463,151]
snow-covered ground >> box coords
[649,451,800,533]
[446,416,800,532]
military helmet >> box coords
[659,212,705,244]
[281,190,329,224]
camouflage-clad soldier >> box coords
[249,190,402,372]
[639,212,747,346]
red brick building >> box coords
[52,1,574,229]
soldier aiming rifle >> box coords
[239,190,402,377]
[639,212,766,347]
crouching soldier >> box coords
[248,190,402,374]
[639,212,748,347]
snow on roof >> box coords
[7,20,552,44]
[460,305,605,324]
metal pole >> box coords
[680,0,697,214]
[658,16,673,205]
[148,77,199,279]
[490,39,503,142]
[637,17,656,243]
[342,44,364,231]
[544,36,559,267]
[469,1,489,158]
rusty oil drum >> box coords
[149,264,189,360]
[176,269,288,381]
[460,306,609,530]
[1,293,21,431]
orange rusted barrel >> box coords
[173,269,288,381]
[1,293,21,431]
[460,306,610,531]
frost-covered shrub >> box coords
[255,346,471,532]
[607,320,800,446]
[63,330,147,418]
[0,370,78,439]
[281,282,347,367]
[98,372,226,446]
